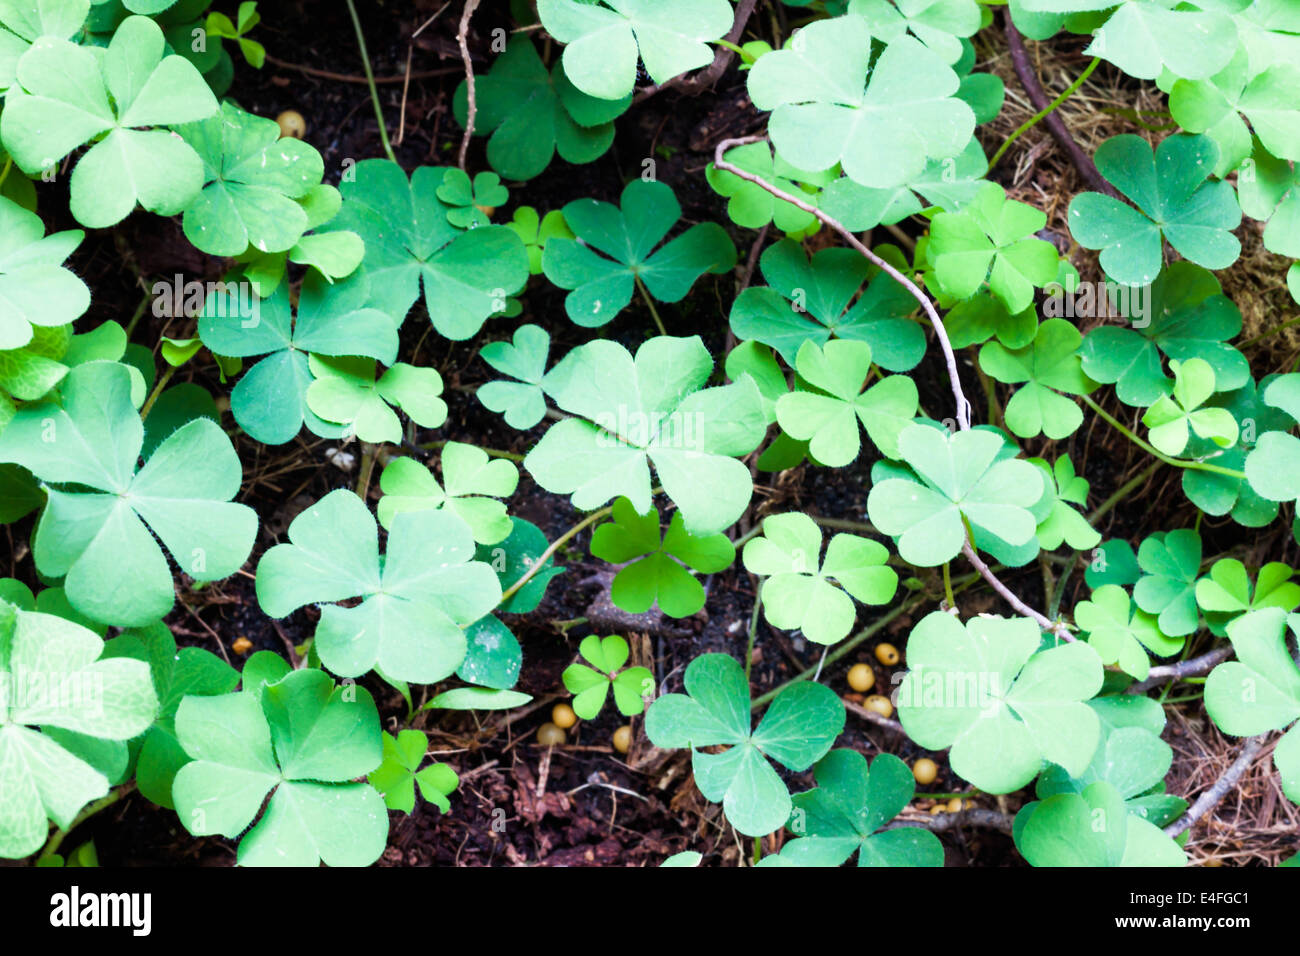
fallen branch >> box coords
[456,0,483,172]
[1126,645,1233,694]
[889,808,1015,836]
[633,0,758,105]
[1164,735,1268,838]
[962,539,1074,642]
[1003,14,1120,199]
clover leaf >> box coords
[454,36,629,182]
[706,141,833,235]
[1237,139,1300,258]
[1079,262,1248,407]
[0,15,218,227]
[0,602,157,859]
[101,620,238,809]
[369,729,458,814]
[1141,357,1238,456]
[561,634,655,720]
[898,612,1104,793]
[537,0,735,101]
[541,179,736,328]
[255,489,501,683]
[1170,51,1300,176]
[173,668,387,867]
[1085,538,1142,590]
[1067,134,1242,287]
[333,159,529,338]
[1084,0,1237,82]
[1014,780,1186,867]
[979,318,1094,440]
[776,340,918,466]
[205,1,265,69]
[1030,455,1100,551]
[1196,558,1300,616]
[773,749,944,867]
[0,196,89,350]
[1132,529,1202,638]
[728,238,924,370]
[477,324,550,429]
[1205,608,1300,803]
[234,183,367,294]
[306,355,447,445]
[198,272,398,444]
[457,614,523,691]
[436,169,508,230]
[848,0,981,65]
[1074,584,1182,680]
[644,653,845,836]
[0,0,90,92]
[746,16,974,188]
[589,497,734,618]
[176,100,325,256]
[742,511,897,645]
[525,335,766,535]
[867,423,1044,566]
[1036,695,1187,827]
[944,288,1037,351]
[377,443,518,546]
[929,181,1059,313]
[0,361,257,626]
[506,209,574,275]
[0,323,73,421]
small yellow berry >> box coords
[231,636,253,655]
[612,725,632,754]
[947,798,964,813]
[551,703,577,729]
[276,109,306,139]
[847,663,875,693]
[863,695,893,719]
[913,758,939,785]
[875,643,900,666]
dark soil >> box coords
[9,0,1292,867]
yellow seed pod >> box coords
[537,722,566,746]
[613,725,632,754]
[276,109,306,139]
[847,663,875,693]
[551,703,577,729]
[913,758,939,785]
[863,695,893,719]
[875,643,900,666]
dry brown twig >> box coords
[456,0,483,172]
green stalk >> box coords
[139,366,175,421]
[501,505,612,603]
[1079,394,1247,479]
[634,274,667,335]
[990,58,1100,170]
[345,0,397,164]
[37,784,133,864]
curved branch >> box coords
[1126,646,1233,694]
[888,808,1015,835]
[1002,14,1119,199]
[712,136,972,430]
[456,0,483,172]
[1164,735,1268,838]
[962,539,1074,642]
[633,0,758,104]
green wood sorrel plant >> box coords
[0,0,1296,873]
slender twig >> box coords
[1164,735,1267,838]
[633,0,758,105]
[962,538,1074,642]
[887,808,1015,835]
[713,136,972,430]
[1127,646,1234,694]
[844,698,905,735]
[1003,14,1118,198]
[345,0,397,163]
[457,0,483,172]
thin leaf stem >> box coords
[634,273,667,335]
[989,56,1100,170]
[345,0,397,163]
[1079,394,1247,479]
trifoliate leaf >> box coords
[1132,529,1202,637]
[506,208,574,275]
[561,634,655,720]
[898,612,1104,793]
[0,602,157,859]
[369,730,458,814]
[536,0,734,100]
[436,168,508,229]
[980,318,1094,440]
[774,749,944,867]
[377,444,518,545]
[541,179,736,328]
[746,17,974,188]
[525,335,766,535]
[847,0,981,65]
[0,15,218,227]
[589,497,734,618]
[728,238,924,370]
[1030,455,1100,551]
[867,422,1044,566]
[1074,584,1182,680]
[0,361,257,626]
[645,653,845,836]
[255,489,501,683]
[775,340,918,465]
[1196,558,1300,615]
[454,36,628,181]
[305,354,447,445]
[0,196,89,350]
[742,511,897,645]
[1067,134,1241,286]
[1084,0,1237,81]
[477,323,550,429]
[1141,357,1238,456]
[198,271,397,444]
[173,668,387,867]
